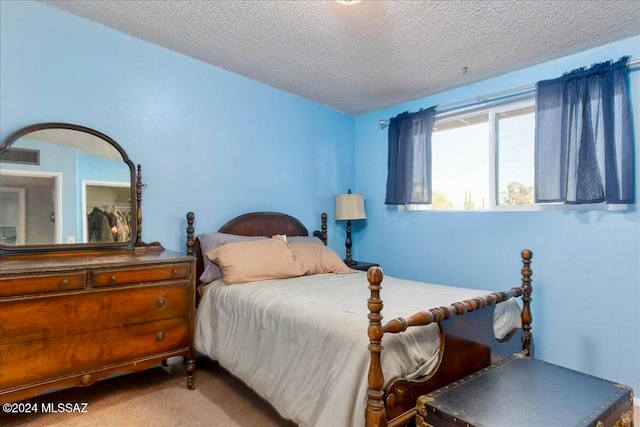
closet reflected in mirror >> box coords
[85,184,132,243]
[0,123,137,250]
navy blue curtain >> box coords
[385,107,437,205]
[535,57,634,204]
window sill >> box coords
[400,203,630,212]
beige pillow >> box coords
[290,243,352,275]
[198,233,268,283]
[206,236,305,284]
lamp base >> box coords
[343,219,355,267]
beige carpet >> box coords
[1,357,637,427]
[0,357,295,427]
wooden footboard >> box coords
[366,249,533,427]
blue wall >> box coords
[355,36,640,393]
[0,0,355,254]
[2,0,638,395]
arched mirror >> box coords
[0,123,138,251]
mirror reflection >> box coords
[0,125,135,248]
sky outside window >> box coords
[432,115,489,209]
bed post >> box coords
[186,212,195,256]
[520,249,533,356]
[366,266,387,427]
[320,212,327,245]
[313,212,328,245]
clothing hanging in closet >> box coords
[87,206,131,243]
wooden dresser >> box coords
[0,248,196,403]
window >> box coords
[397,59,633,212]
[495,105,535,206]
[422,98,535,210]
[431,111,490,210]
[406,97,535,210]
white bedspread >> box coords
[194,271,521,427]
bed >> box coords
[185,211,533,427]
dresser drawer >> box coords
[0,316,189,390]
[0,272,86,297]
[92,263,191,287]
[0,282,192,345]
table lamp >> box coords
[335,189,366,266]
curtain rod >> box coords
[378,58,640,126]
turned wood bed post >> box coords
[367,266,387,427]
[186,212,195,256]
[320,212,327,244]
[312,212,328,244]
[520,248,533,355]
[184,210,197,388]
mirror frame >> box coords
[0,122,138,252]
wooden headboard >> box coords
[185,211,327,286]
[219,212,310,237]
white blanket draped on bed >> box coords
[194,271,521,427]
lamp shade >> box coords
[335,193,366,220]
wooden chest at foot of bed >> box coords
[416,353,634,427]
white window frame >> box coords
[401,95,628,213]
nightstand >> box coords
[348,261,379,272]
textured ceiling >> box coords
[44,0,640,116]
[26,129,123,160]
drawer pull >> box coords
[60,278,70,288]
[80,374,92,386]
[109,275,117,283]
[156,332,165,342]
[171,269,178,276]
[157,297,166,308]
